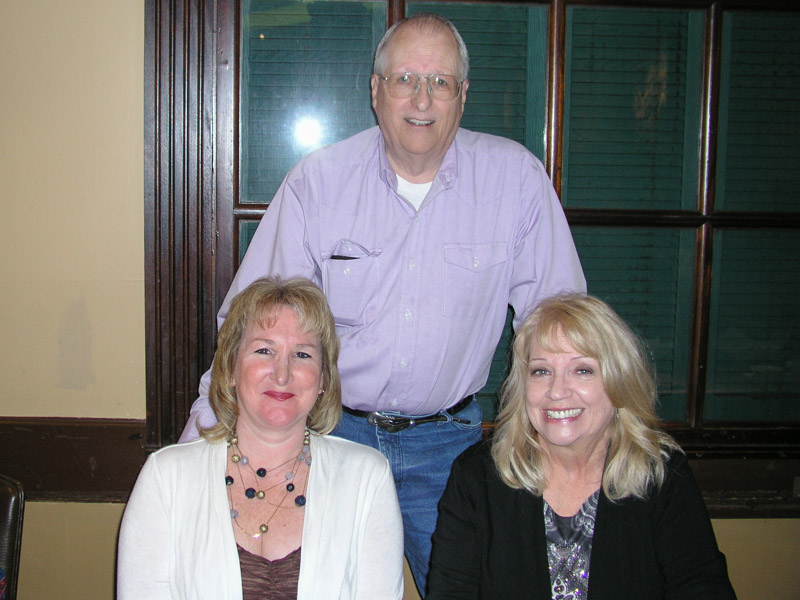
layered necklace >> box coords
[225,428,312,539]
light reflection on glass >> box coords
[294,117,323,150]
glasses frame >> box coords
[378,72,464,101]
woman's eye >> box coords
[575,367,594,376]
[255,348,272,355]
[530,368,549,377]
[295,351,312,359]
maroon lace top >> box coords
[237,544,301,600]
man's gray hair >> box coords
[373,12,470,81]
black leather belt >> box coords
[342,396,474,433]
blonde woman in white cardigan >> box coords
[118,277,404,599]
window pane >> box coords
[716,12,800,212]
[705,230,800,422]
[238,220,259,265]
[572,226,695,422]
[562,7,704,210]
[241,0,385,204]
[408,2,549,160]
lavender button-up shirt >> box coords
[181,126,585,440]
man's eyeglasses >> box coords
[378,72,463,101]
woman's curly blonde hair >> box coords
[492,293,680,500]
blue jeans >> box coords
[332,400,483,596]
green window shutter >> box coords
[241,0,385,205]
[408,2,549,160]
[705,230,800,422]
[562,7,704,210]
[572,226,695,422]
[716,12,800,212]
[238,221,260,265]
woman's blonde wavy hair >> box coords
[200,277,342,441]
[491,293,680,500]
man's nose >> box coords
[412,76,433,109]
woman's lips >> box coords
[265,391,295,401]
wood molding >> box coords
[0,418,796,515]
[0,418,146,502]
[145,0,220,449]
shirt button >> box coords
[343,267,351,275]
[408,260,415,271]
[473,257,480,269]
[400,358,407,368]
[391,399,398,407]
[404,309,412,320]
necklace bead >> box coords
[226,427,312,540]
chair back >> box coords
[0,474,24,600]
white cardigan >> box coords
[117,434,404,599]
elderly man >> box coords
[180,12,585,595]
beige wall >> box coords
[0,0,145,420]
[1,2,798,600]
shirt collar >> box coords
[377,128,461,194]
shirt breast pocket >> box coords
[443,242,509,318]
[323,239,381,328]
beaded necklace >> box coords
[226,428,312,538]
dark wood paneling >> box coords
[690,458,800,518]
[0,418,796,514]
[145,0,219,450]
[0,418,146,502]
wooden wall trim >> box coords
[145,0,219,450]
[0,418,146,503]
[0,418,796,515]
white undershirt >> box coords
[396,175,433,211]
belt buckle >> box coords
[367,412,413,433]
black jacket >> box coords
[427,442,736,599]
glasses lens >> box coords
[385,73,459,100]
[428,75,458,100]
[386,72,417,98]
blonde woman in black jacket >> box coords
[428,294,736,600]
